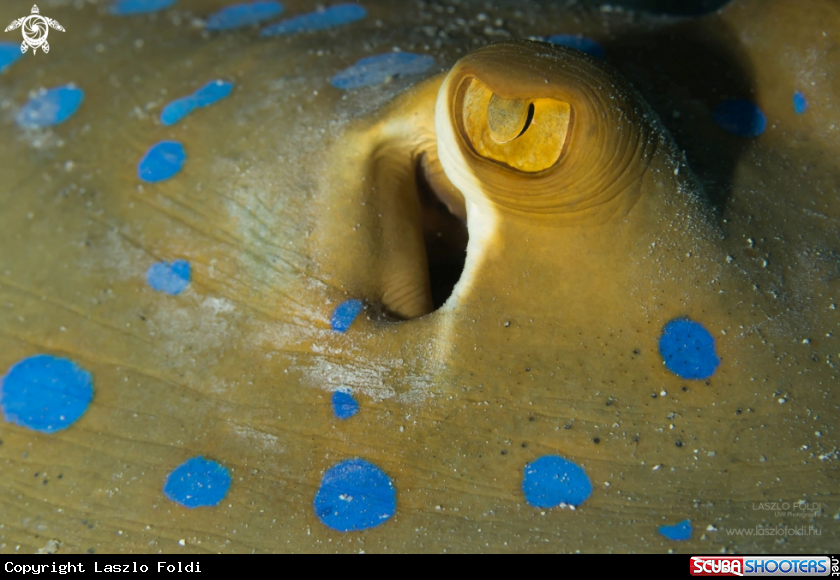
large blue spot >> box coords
[1,355,93,434]
[110,0,178,15]
[206,1,284,31]
[163,457,231,508]
[793,91,808,115]
[332,390,359,420]
[146,260,191,295]
[138,141,186,182]
[713,99,766,137]
[314,459,396,532]
[160,80,234,125]
[260,4,366,36]
[331,53,435,90]
[16,85,84,129]
[659,318,720,380]
[545,34,605,59]
[0,42,24,72]
[330,299,363,332]
[522,455,593,508]
[659,519,692,541]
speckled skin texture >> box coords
[0,0,837,554]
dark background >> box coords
[574,0,731,15]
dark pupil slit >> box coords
[516,103,535,139]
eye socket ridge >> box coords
[456,76,572,174]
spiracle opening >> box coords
[415,156,469,311]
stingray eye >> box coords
[435,41,657,225]
[460,78,571,173]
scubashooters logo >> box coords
[691,556,837,576]
[4,5,65,54]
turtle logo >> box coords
[5,5,65,55]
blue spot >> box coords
[160,97,196,126]
[713,99,766,137]
[659,519,692,541]
[110,0,178,15]
[331,53,435,90]
[16,85,84,129]
[138,141,186,182]
[260,4,366,36]
[545,35,605,59]
[0,43,24,72]
[192,80,235,106]
[206,1,284,31]
[163,457,231,508]
[160,80,234,125]
[1,355,93,434]
[793,91,808,115]
[332,390,359,420]
[659,318,720,380]
[330,299,363,332]
[522,455,593,508]
[314,459,396,532]
[146,260,191,295]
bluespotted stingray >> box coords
[0,0,837,554]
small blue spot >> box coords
[160,80,234,125]
[138,141,186,182]
[16,85,84,129]
[659,519,692,541]
[793,91,807,115]
[331,53,435,90]
[0,42,24,72]
[314,459,396,532]
[332,390,359,420]
[110,0,178,15]
[659,318,720,380]
[163,457,231,508]
[713,99,766,137]
[192,80,235,107]
[522,455,593,508]
[160,97,196,126]
[260,4,366,36]
[330,299,363,332]
[206,1,284,31]
[545,34,605,59]
[1,355,93,434]
[146,260,191,295]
